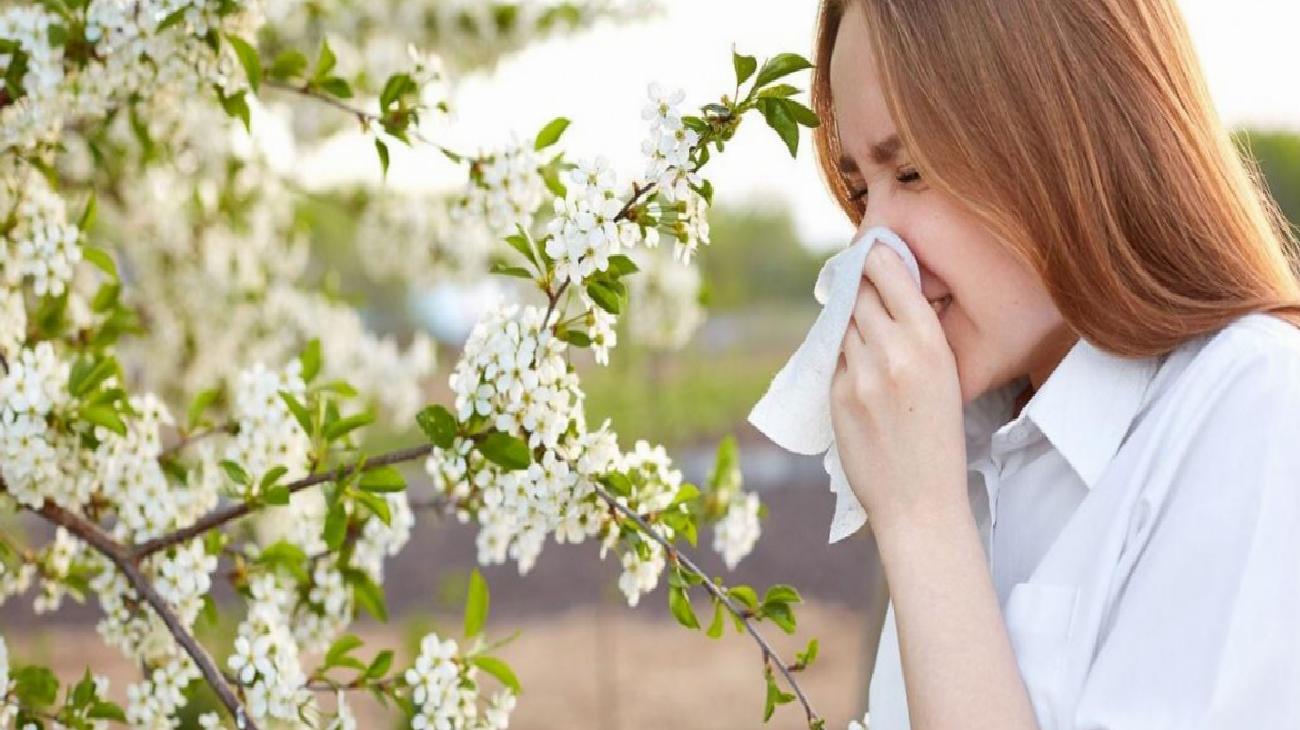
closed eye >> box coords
[848,167,922,205]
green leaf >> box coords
[81,405,126,436]
[375,138,390,179]
[325,634,363,669]
[778,97,820,128]
[758,97,799,157]
[187,387,220,430]
[556,328,591,348]
[324,411,374,442]
[668,584,699,630]
[762,600,797,634]
[756,84,799,99]
[269,49,307,80]
[534,117,570,151]
[358,465,405,493]
[469,656,520,694]
[381,73,415,111]
[415,404,458,448]
[795,637,819,669]
[706,598,726,638]
[263,484,291,505]
[733,49,758,87]
[763,584,802,606]
[78,191,97,232]
[365,649,394,680]
[82,246,116,278]
[260,465,289,490]
[505,224,538,268]
[763,668,795,721]
[156,7,188,32]
[220,459,250,486]
[313,38,336,81]
[754,52,813,88]
[350,570,388,622]
[319,76,352,99]
[324,501,348,551]
[299,338,322,383]
[68,356,115,398]
[477,431,532,471]
[463,568,490,638]
[88,700,127,721]
[585,280,621,315]
[226,35,261,92]
[490,262,534,279]
[279,390,312,435]
[708,435,741,497]
[353,489,392,525]
[607,254,639,275]
[727,585,759,611]
[13,665,58,708]
[216,87,250,131]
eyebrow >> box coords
[837,133,903,174]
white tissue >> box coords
[746,226,922,543]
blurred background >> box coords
[4,0,1300,728]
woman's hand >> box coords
[829,243,968,535]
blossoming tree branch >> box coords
[0,1,831,728]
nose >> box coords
[854,213,944,299]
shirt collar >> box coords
[965,336,1162,489]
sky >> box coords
[295,0,1300,251]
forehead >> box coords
[828,4,897,165]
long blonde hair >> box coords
[812,0,1300,355]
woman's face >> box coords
[828,3,1076,403]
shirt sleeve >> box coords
[1070,340,1300,730]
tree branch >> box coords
[31,498,256,730]
[589,482,822,727]
[132,444,433,560]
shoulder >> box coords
[1157,312,1300,422]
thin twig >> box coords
[31,498,256,730]
[589,483,822,727]
[132,445,433,560]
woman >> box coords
[813,0,1300,728]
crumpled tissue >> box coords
[746,226,922,543]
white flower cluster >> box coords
[713,491,761,571]
[32,526,82,614]
[639,83,712,264]
[0,0,262,153]
[0,288,24,361]
[225,360,312,493]
[0,342,79,511]
[624,243,705,350]
[576,288,619,366]
[125,653,201,728]
[848,710,872,730]
[405,631,517,730]
[226,573,313,723]
[544,156,646,287]
[460,136,548,235]
[0,161,83,298]
[606,440,691,607]
[427,300,627,573]
[425,299,762,599]
[99,393,220,542]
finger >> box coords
[841,314,872,372]
[852,275,892,346]
[863,244,929,325]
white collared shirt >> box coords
[868,311,1300,729]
